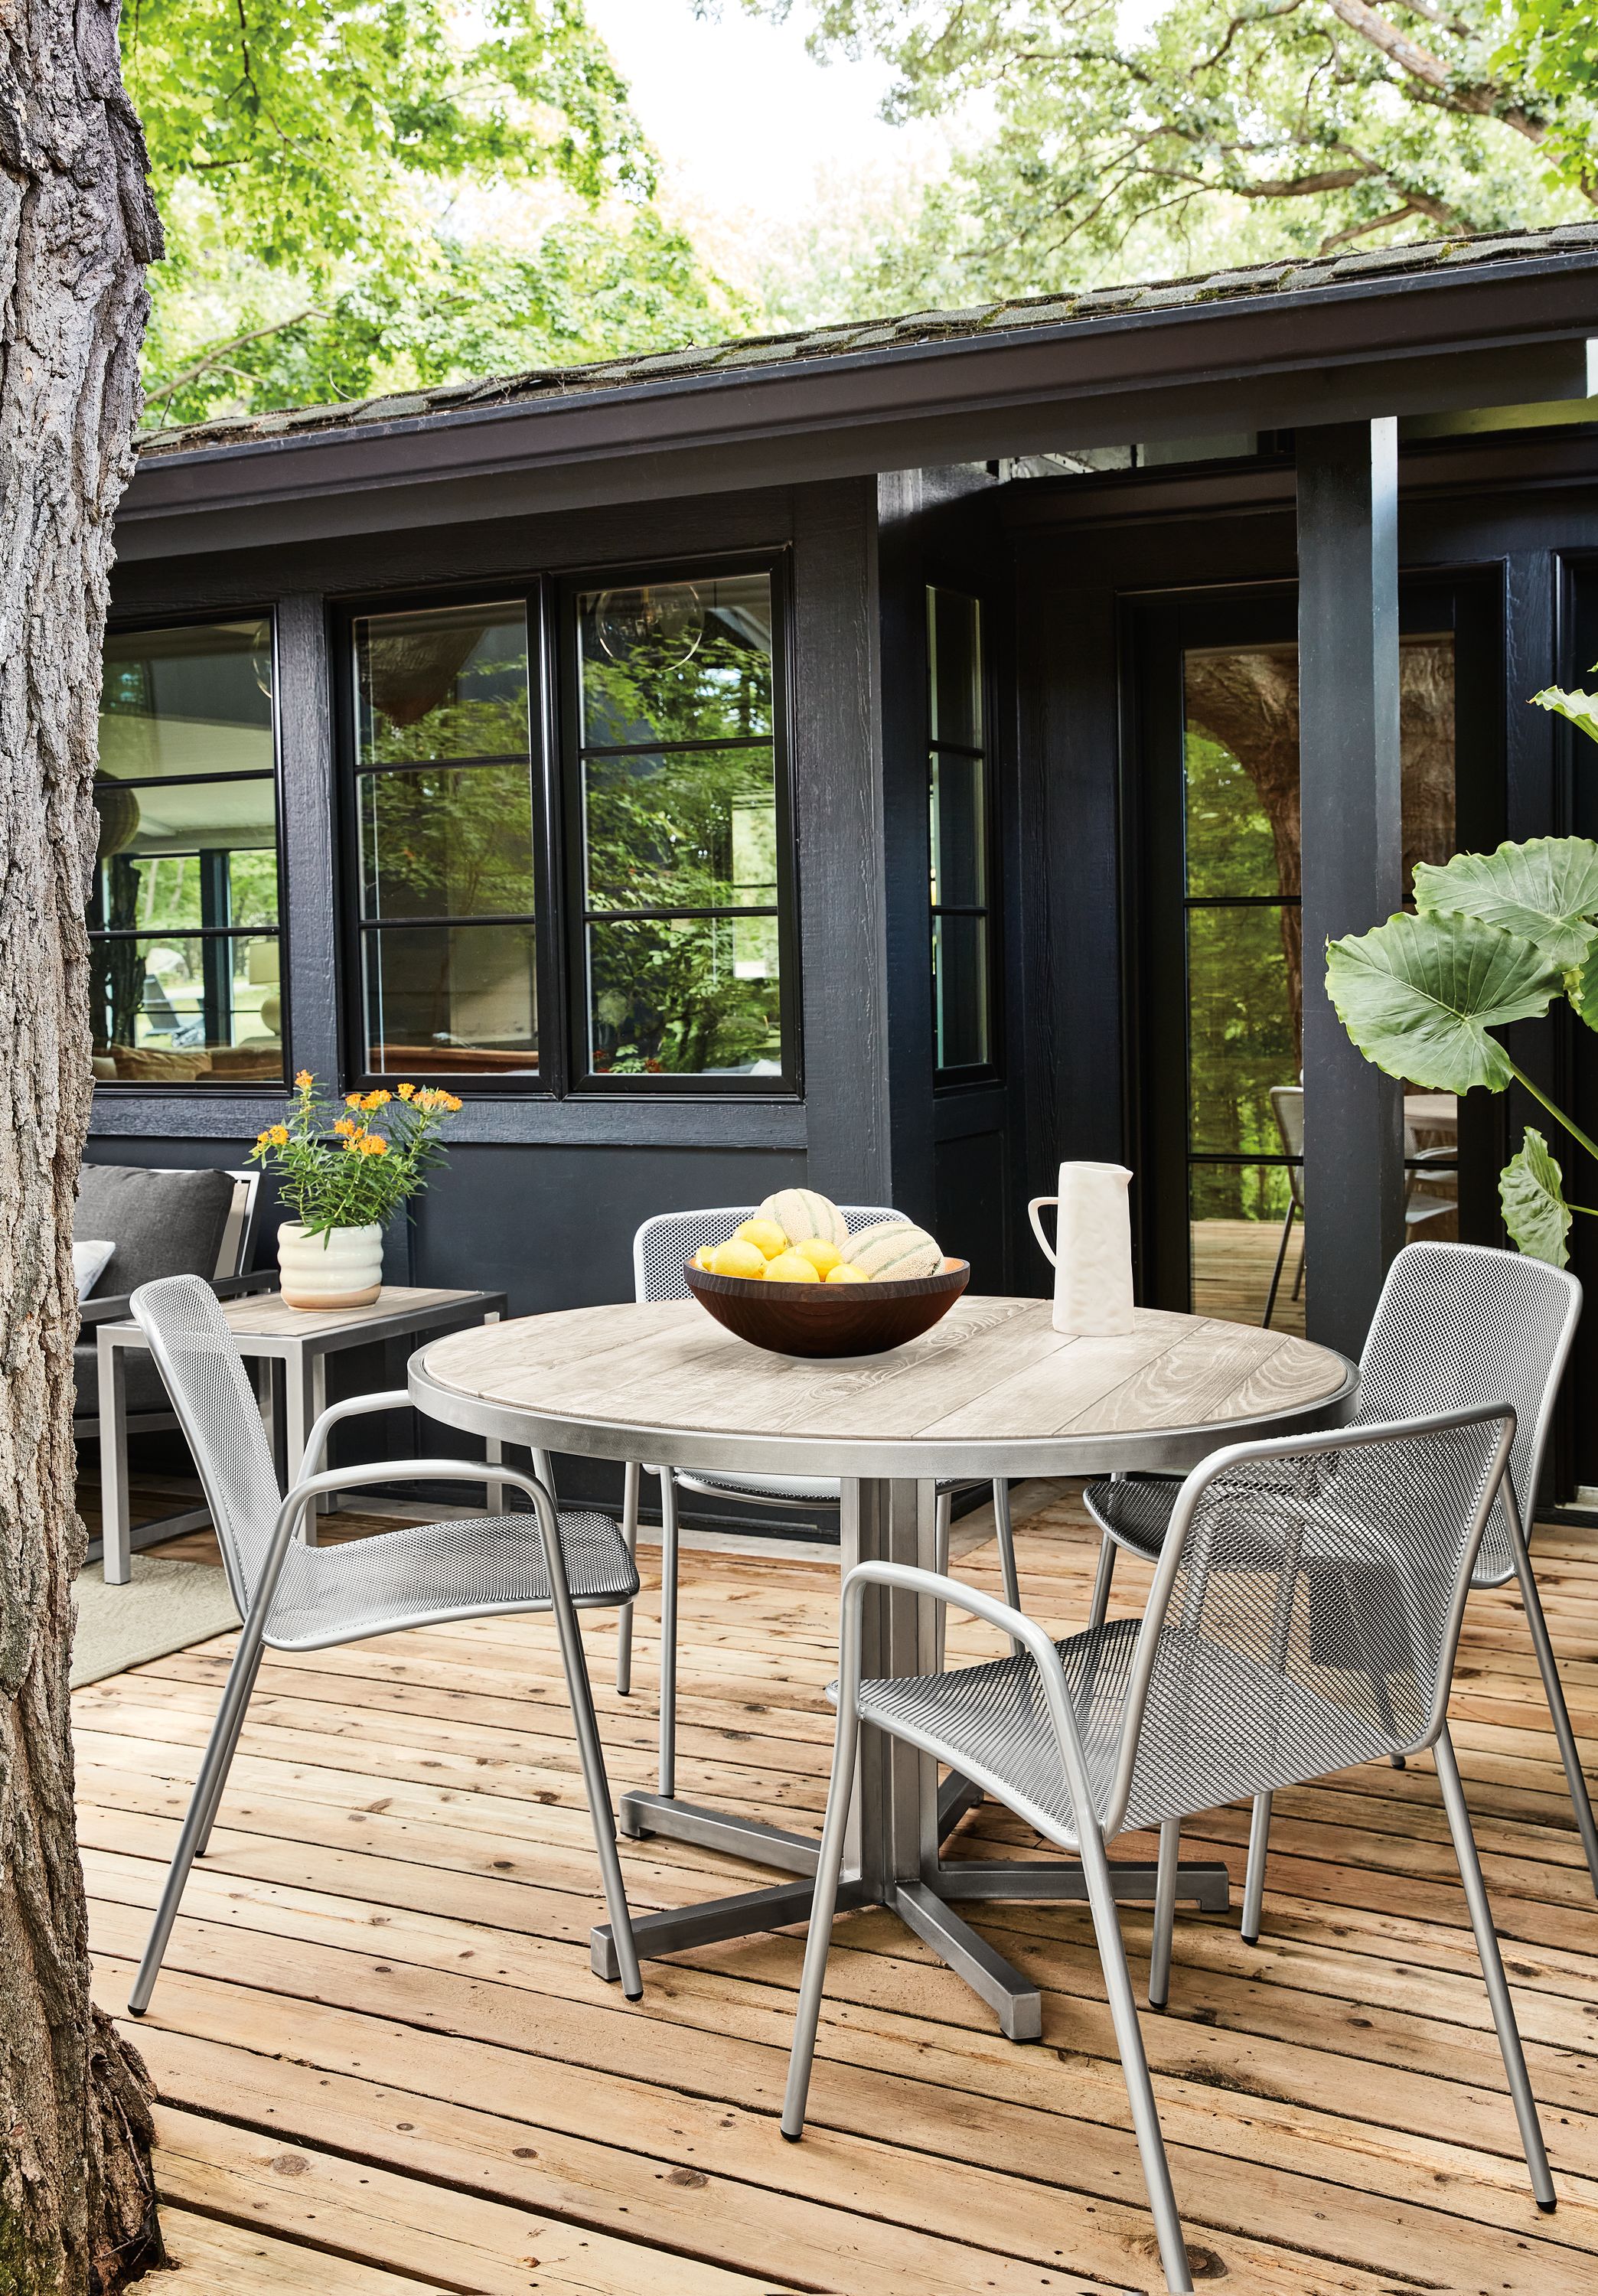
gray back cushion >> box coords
[74,1163,237,1298]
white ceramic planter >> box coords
[277,1221,383,1309]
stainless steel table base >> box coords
[591,1477,1232,2039]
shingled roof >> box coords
[135,221,1598,461]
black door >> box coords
[1125,579,1505,1332]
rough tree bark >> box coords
[0,5,164,2290]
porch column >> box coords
[1296,420,1406,1361]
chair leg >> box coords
[549,1582,643,2004]
[1512,1522,1598,1896]
[992,1479,1020,1612]
[1263,1202,1296,1329]
[658,1467,680,1799]
[1088,1530,1117,1632]
[1434,1728,1555,2210]
[194,1636,266,1857]
[1078,1820,1194,2293]
[616,1459,641,1698]
[129,1623,267,2014]
[781,1709,861,2141]
[1149,1817,1179,2010]
[1241,1792,1272,1944]
[934,1489,952,1668]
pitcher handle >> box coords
[1028,1196,1058,1268]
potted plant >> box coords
[252,1071,464,1307]
[1326,667,1598,1267]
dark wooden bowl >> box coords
[684,1257,970,1358]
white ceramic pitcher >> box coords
[1027,1162,1135,1336]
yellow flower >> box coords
[346,1093,363,1108]
[333,1117,356,1138]
[268,1124,289,1146]
[442,1093,463,1112]
[360,1133,389,1156]
[396,1082,416,1101]
[342,1133,362,1153]
[294,1069,313,1091]
[254,1130,272,1149]
[362,1089,391,1110]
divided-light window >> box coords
[927,588,994,1075]
[569,570,791,1088]
[91,618,283,1084]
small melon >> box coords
[758,1187,848,1248]
[843,1220,944,1281]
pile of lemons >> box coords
[691,1188,944,1287]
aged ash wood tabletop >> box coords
[415,1296,1354,1481]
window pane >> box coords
[360,764,535,921]
[1186,902,1298,1156]
[364,923,537,1075]
[1183,643,1297,899]
[933,912,991,1070]
[928,589,983,749]
[579,574,772,747]
[588,915,781,1076]
[99,619,273,781]
[930,749,986,908]
[1189,1159,1304,1334]
[89,933,282,1081]
[584,745,777,911]
[356,603,531,768]
[93,774,279,932]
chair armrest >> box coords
[80,1268,280,1329]
[214,1269,281,1298]
[79,1293,136,1328]
[296,1388,415,1480]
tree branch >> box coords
[143,308,326,412]
[1319,0,1548,142]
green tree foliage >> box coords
[129,2,742,425]
[749,2,1596,303]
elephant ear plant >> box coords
[1326,672,1598,1268]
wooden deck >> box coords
[78,1489,1598,2295]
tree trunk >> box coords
[0,6,164,2290]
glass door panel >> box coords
[1182,632,1459,1330]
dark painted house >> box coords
[94,223,1598,1510]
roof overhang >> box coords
[117,253,1598,562]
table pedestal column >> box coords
[593,1476,1230,2034]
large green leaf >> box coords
[1500,1128,1571,1268]
[1412,837,1598,969]
[1326,909,1563,1093]
[1531,683,1598,748]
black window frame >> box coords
[557,550,801,1099]
[90,605,289,1094]
[334,581,562,1097]
[926,581,1001,1088]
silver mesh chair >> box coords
[1083,1239,1597,1945]
[784,1404,1551,2293]
[1262,1089,1456,1330]
[122,1274,642,2014]
[615,1205,1019,1802]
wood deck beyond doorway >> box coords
[79,1491,1598,2295]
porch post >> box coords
[1296,420,1406,1360]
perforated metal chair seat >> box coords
[859,1611,1408,1849]
[256,1508,638,1652]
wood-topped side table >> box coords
[412,1294,1354,2041]
[97,1284,507,1583]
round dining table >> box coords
[411,1293,1354,2040]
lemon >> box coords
[709,1238,768,1280]
[792,1237,842,1276]
[690,1245,716,1270]
[735,1217,789,1260]
[825,1263,870,1284]
[765,1250,822,1284]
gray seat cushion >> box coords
[73,1164,238,1423]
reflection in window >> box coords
[1182,634,1458,1330]
[91,619,282,1084]
[352,602,538,1076]
[928,589,993,1072]
[575,573,784,1080]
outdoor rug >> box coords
[71,1556,240,1688]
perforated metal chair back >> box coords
[130,1274,282,1616]
[1353,1241,1580,1587]
[633,1203,902,1302]
[1099,1408,1512,1840]
[1270,1085,1305,1211]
